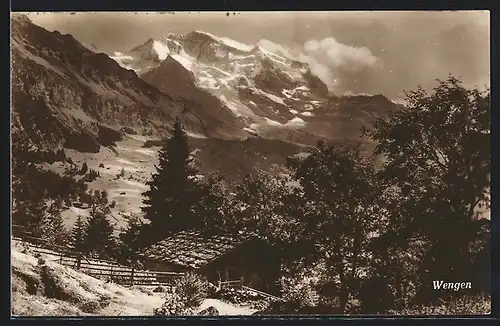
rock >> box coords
[198,306,219,316]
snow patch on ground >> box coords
[134,148,157,157]
[111,52,134,61]
[152,40,170,60]
[286,117,306,128]
[187,131,208,139]
[219,95,255,119]
[254,89,286,105]
[171,51,194,71]
[218,37,254,52]
[197,299,257,316]
[263,117,306,129]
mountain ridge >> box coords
[11,14,247,153]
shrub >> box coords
[280,273,320,309]
[386,295,491,315]
[154,272,209,316]
[216,287,276,310]
[176,272,209,308]
[154,289,195,316]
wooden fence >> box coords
[242,285,284,301]
[218,279,244,290]
[11,226,185,286]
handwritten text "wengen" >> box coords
[433,281,472,292]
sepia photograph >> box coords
[10,11,491,317]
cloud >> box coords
[258,37,380,93]
[303,38,379,72]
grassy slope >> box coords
[46,133,308,231]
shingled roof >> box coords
[140,230,255,269]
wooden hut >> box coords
[139,230,281,294]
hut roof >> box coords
[140,230,255,269]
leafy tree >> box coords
[231,172,303,242]
[287,141,387,313]
[192,173,235,233]
[84,206,115,258]
[141,118,200,243]
[363,76,491,303]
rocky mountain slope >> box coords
[11,15,246,153]
[113,31,402,145]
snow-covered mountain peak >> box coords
[110,31,336,134]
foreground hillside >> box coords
[11,241,256,316]
[11,242,164,316]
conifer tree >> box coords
[141,117,200,243]
[70,216,86,253]
[84,206,115,258]
[117,214,144,265]
[80,162,88,175]
[39,200,69,246]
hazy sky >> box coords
[25,11,490,100]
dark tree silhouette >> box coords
[117,214,145,265]
[192,172,233,232]
[70,216,86,253]
[84,206,115,258]
[287,141,386,313]
[80,162,88,175]
[141,118,200,243]
[364,76,491,303]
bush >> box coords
[154,289,195,316]
[216,287,276,310]
[386,295,491,315]
[154,272,209,316]
[280,273,321,309]
[176,272,209,308]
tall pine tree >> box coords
[141,118,200,243]
[39,199,69,246]
[117,214,144,266]
[84,206,115,258]
[70,216,86,253]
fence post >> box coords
[76,252,82,270]
[131,267,135,286]
[59,251,63,265]
[110,265,114,282]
